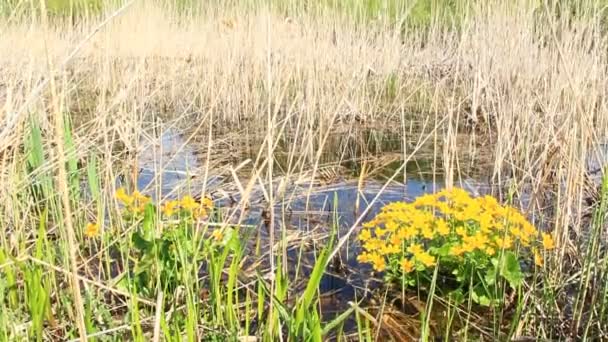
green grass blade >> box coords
[321,306,354,337]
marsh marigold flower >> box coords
[115,188,133,206]
[368,253,386,272]
[456,226,467,237]
[534,251,543,266]
[212,230,223,242]
[435,219,450,236]
[85,222,99,238]
[407,243,424,257]
[414,194,436,207]
[359,229,372,241]
[420,226,434,239]
[450,245,465,257]
[401,258,415,273]
[180,195,199,211]
[495,235,513,249]
[201,196,214,209]
[381,243,400,255]
[390,234,402,246]
[161,200,178,217]
[132,190,151,204]
[357,252,371,263]
[542,233,555,250]
[416,252,436,267]
[193,206,209,219]
[375,227,388,237]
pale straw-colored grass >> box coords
[1,0,608,338]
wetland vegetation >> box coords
[1,0,608,340]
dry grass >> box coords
[1,0,608,339]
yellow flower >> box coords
[212,230,223,242]
[385,221,398,232]
[480,195,499,210]
[363,239,384,252]
[407,243,424,257]
[368,253,386,272]
[522,222,537,237]
[495,235,513,249]
[510,227,522,239]
[413,194,437,207]
[193,206,209,219]
[357,252,370,263]
[201,196,214,209]
[420,226,434,239]
[448,188,473,205]
[85,222,99,238]
[462,205,482,220]
[161,200,178,217]
[390,234,401,246]
[401,258,415,273]
[416,252,436,267]
[359,229,372,242]
[132,204,146,215]
[436,202,453,215]
[479,214,495,233]
[115,188,133,206]
[375,227,387,237]
[542,233,555,250]
[456,226,467,237]
[435,220,450,236]
[396,226,417,240]
[180,195,199,211]
[362,221,376,229]
[132,190,151,204]
[470,233,489,249]
[381,243,400,255]
[534,251,543,266]
[485,247,495,256]
[461,241,475,253]
[450,245,464,256]
[519,233,531,247]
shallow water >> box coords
[132,128,499,326]
[132,128,608,334]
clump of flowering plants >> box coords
[357,188,555,306]
[114,188,229,296]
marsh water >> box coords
[114,127,608,338]
[126,127,608,333]
[127,128,505,325]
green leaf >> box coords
[86,153,100,199]
[142,203,156,240]
[484,264,497,286]
[433,243,452,257]
[472,292,492,306]
[448,289,465,305]
[500,251,523,288]
[132,232,152,252]
[224,227,239,250]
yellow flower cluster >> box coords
[115,188,214,219]
[115,188,152,214]
[357,188,555,272]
